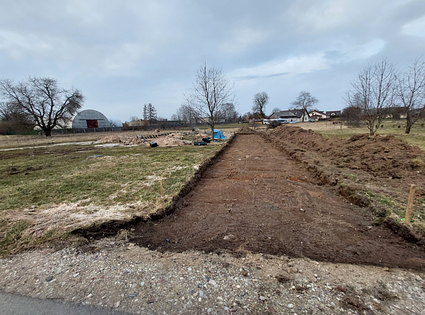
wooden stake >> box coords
[405,184,416,223]
[160,179,163,197]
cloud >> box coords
[230,54,329,80]
[401,15,425,37]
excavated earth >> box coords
[129,127,425,270]
[2,126,425,314]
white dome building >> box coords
[72,109,110,129]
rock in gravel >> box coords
[45,276,53,282]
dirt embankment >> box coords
[264,125,425,243]
[269,126,425,180]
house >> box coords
[309,110,342,121]
[309,110,328,121]
[327,110,341,117]
[269,109,309,122]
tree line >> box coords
[343,58,425,135]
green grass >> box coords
[0,144,221,211]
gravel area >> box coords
[1,239,424,314]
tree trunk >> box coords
[211,125,214,141]
[405,112,412,134]
[44,128,52,137]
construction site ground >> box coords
[1,126,425,314]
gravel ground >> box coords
[0,239,424,314]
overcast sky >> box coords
[1,0,424,122]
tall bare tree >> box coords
[291,91,318,121]
[346,58,396,135]
[396,59,425,134]
[252,92,269,118]
[0,77,83,136]
[187,62,235,137]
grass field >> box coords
[299,120,425,151]
[0,140,224,255]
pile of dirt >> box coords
[270,126,425,179]
[100,133,191,147]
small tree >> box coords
[0,77,83,136]
[187,62,235,138]
[346,58,396,135]
[396,59,425,134]
[291,91,318,121]
[252,92,269,118]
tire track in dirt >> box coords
[132,133,425,270]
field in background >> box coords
[299,120,425,151]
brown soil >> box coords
[128,128,425,270]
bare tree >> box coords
[396,59,425,134]
[271,107,281,115]
[176,101,198,126]
[291,91,318,121]
[187,62,235,137]
[220,103,239,123]
[0,77,83,136]
[346,58,396,135]
[252,92,269,118]
[341,94,363,127]
[0,102,35,134]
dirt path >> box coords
[132,133,425,270]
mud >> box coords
[128,131,425,270]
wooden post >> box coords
[160,179,163,197]
[405,184,416,223]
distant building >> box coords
[327,110,341,117]
[72,109,111,129]
[309,110,341,121]
[310,110,328,120]
[269,109,309,122]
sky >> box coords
[1,0,425,122]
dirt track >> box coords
[132,132,425,270]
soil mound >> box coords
[270,125,425,179]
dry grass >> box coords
[0,139,225,255]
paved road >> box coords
[0,292,132,315]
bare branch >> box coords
[0,77,84,136]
